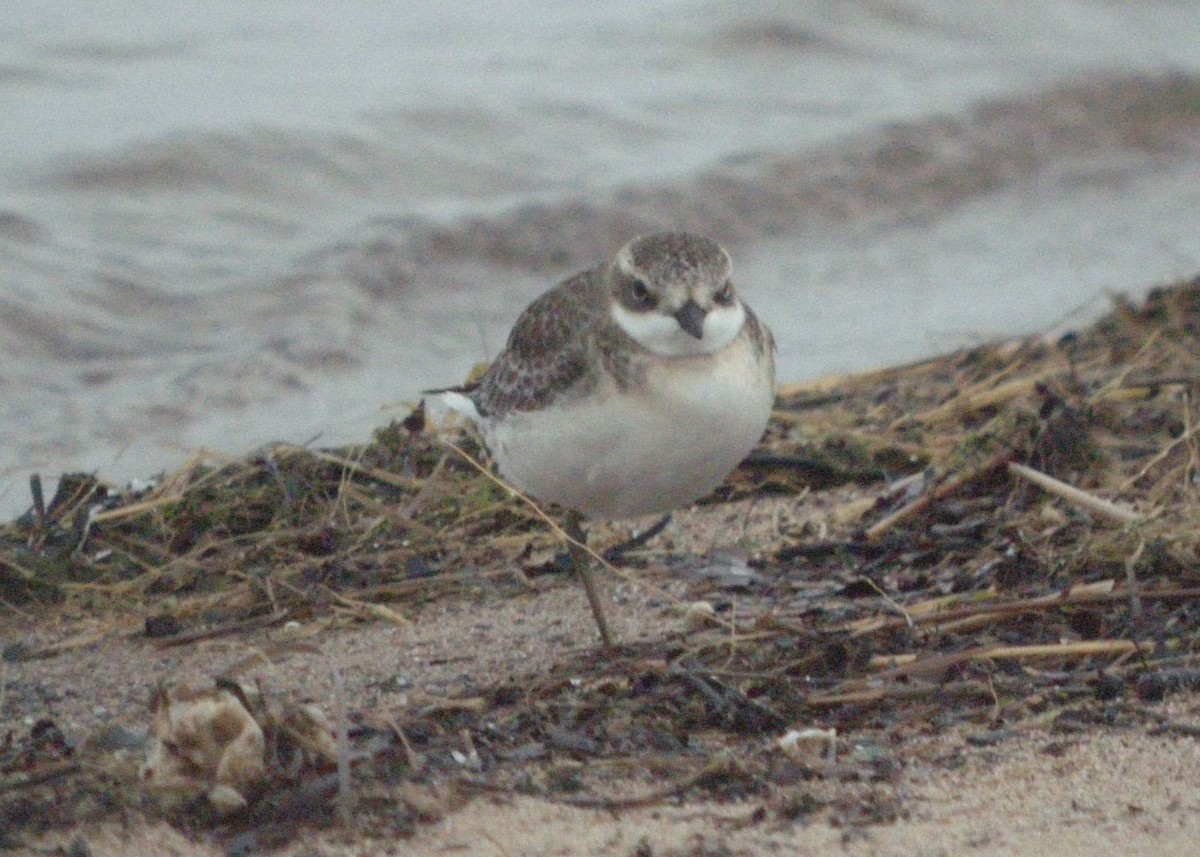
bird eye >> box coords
[626,278,655,309]
[714,281,735,306]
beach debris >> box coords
[4,274,1200,848]
[777,727,838,765]
[140,680,335,817]
[683,600,717,629]
[141,683,266,814]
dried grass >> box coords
[5,274,1200,847]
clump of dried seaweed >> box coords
[0,416,561,625]
[4,275,1200,847]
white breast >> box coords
[481,334,774,520]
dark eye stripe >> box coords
[622,276,656,310]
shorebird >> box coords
[430,232,775,645]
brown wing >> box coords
[742,302,775,360]
[470,268,607,417]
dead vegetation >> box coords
[4,276,1200,851]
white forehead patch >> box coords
[612,302,745,357]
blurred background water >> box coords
[4,0,1200,516]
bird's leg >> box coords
[563,509,616,648]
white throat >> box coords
[611,301,745,357]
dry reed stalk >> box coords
[1007,461,1141,524]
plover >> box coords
[431,232,775,645]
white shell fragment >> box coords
[776,727,838,765]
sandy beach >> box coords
[5,277,1200,855]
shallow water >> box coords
[4,1,1200,516]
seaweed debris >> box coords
[4,275,1200,848]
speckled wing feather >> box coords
[742,303,775,360]
[469,269,607,417]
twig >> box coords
[809,640,1155,707]
[861,576,915,628]
[1088,330,1163,403]
[864,454,1008,541]
[1125,540,1145,622]
[909,369,1061,427]
[153,609,290,648]
[28,474,45,544]
[307,449,424,491]
[0,556,36,583]
[1183,389,1200,497]
[331,665,354,826]
[559,752,737,809]
[384,714,424,771]
[1118,418,1200,491]
[1121,374,1200,389]
[438,440,606,570]
[1007,461,1141,524]
[325,588,410,627]
[804,680,992,708]
[775,351,953,400]
[870,638,1155,684]
[0,760,80,793]
[844,583,1200,638]
[89,491,188,524]
[670,659,788,729]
